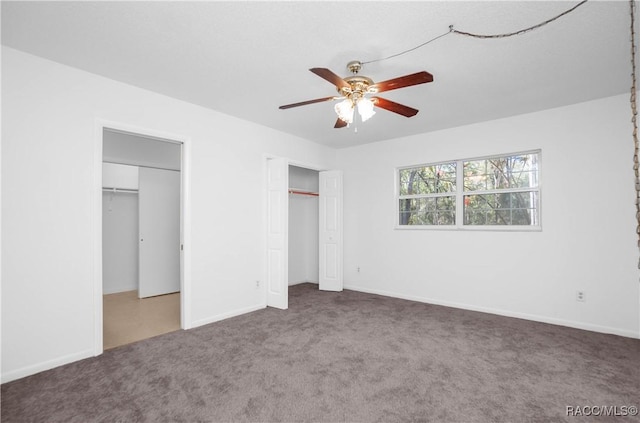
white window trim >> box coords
[395,150,542,232]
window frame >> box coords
[395,150,541,231]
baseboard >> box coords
[190,303,266,329]
[2,348,94,384]
[102,285,137,295]
[344,284,640,339]
[289,280,318,286]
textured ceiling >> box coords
[1,1,633,148]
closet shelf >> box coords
[102,187,139,194]
[288,188,319,197]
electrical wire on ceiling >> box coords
[451,0,588,39]
[628,0,640,269]
[361,0,588,65]
[361,30,451,65]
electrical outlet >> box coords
[256,280,260,289]
[576,290,586,302]
[357,266,360,273]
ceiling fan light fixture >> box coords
[280,62,433,129]
[334,99,354,124]
[357,97,376,122]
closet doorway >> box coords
[288,166,320,287]
[266,158,343,310]
[101,128,183,350]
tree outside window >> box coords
[398,151,540,228]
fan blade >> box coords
[372,97,419,117]
[371,71,433,93]
[310,68,351,90]
[279,96,335,109]
[334,118,348,129]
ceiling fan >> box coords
[279,61,434,128]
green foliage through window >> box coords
[399,163,456,195]
[398,152,540,228]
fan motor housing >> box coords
[339,75,376,97]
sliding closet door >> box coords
[138,167,181,298]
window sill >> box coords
[394,225,542,232]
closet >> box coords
[102,163,180,297]
[288,165,319,286]
[102,163,140,294]
[102,129,181,298]
[266,158,342,310]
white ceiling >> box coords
[1,1,633,149]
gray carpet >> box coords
[2,283,639,422]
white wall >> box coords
[288,166,319,285]
[1,47,336,382]
[338,93,640,338]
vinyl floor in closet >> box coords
[103,291,180,350]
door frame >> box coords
[93,119,192,356]
[263,155,327,308]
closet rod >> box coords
[102,187,139,194]
[288,189,319,197]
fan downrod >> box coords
[346,60,362,75]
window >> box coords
[398,151,540,229]
[399,162,457,225]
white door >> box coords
[319,171,343,291]
[138,167,181,298]
[266,158,289,309]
